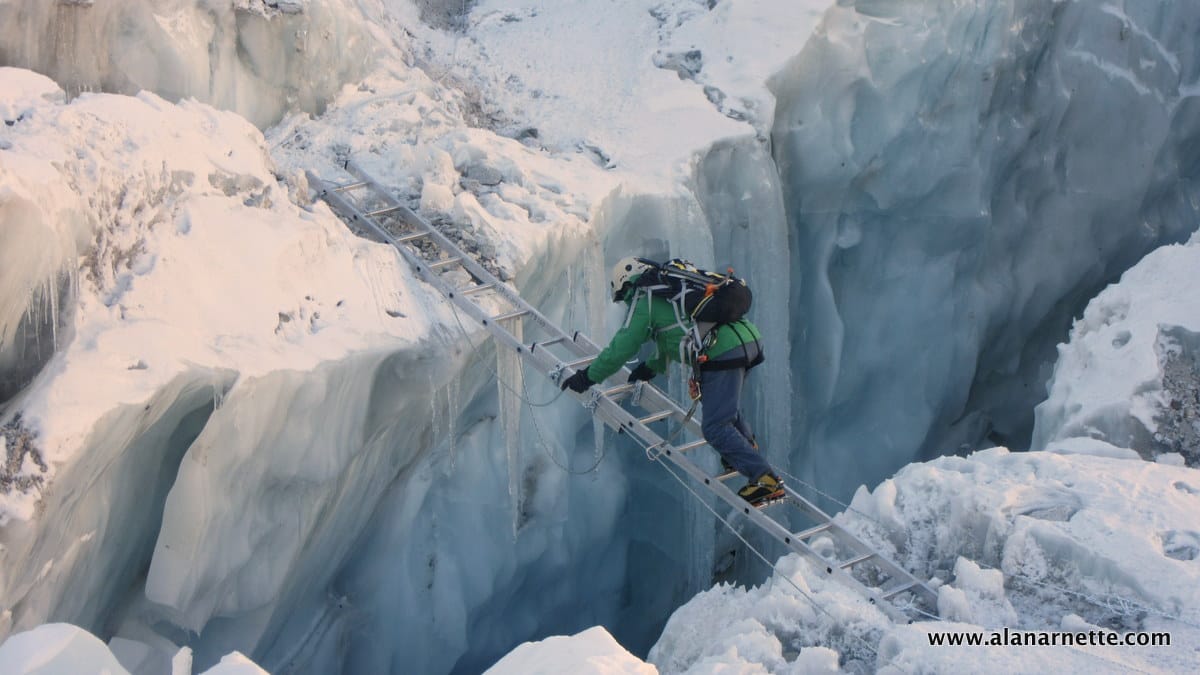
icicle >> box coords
[496,318,524,536]
[428,373,441,450]
[591,416,604,482]
[446,375,459,470]
[583,237,606,337]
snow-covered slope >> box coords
[603,446,1200,673]
[1033,230,1200,465]
[0,53,612,670]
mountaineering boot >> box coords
[738,472,784,505]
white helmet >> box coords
[610,256,652,302]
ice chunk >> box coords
[198,651,269,675]
[0,623,130,675]
[1033,232,1200,465]
[484,626,656,675]
[496,318,524,536]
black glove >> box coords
[627,362,656,383]
[561,367,594,393]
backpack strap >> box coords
[697,322,764,372]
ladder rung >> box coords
[881,581,918,600]
[530,336,567,352]
[840,552,875,570]
[715,470,740,482]
[562,356,596,370]
[637,410,674,425]
[427,257,463,270]
[397,231,431,244]
[332,180,368,192]
[795,523,832,539]
[675,439,708,452]
[459,282,496,296]
[599,383,636,398]
[366,205,405,217]
[491,309,529,322]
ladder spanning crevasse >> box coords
[307,161,939,623]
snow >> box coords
[0,623,268,675]
[0,72,428,526]
[484,626,656,675]
[1033,230,1200,463]
[644,445,1200,673]
[0,624,130,675]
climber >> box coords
[560,256,784,505]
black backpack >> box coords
[633,258,752,325]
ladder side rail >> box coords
[652,436,912,623]
[609,377,937,608]
[779,486,938,605]
[343,162,579,349]
[581,391,911,623]
[310,167,589,357]
[310,167,936,618]
[311,176,543,365]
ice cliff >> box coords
[771,0,1200,499]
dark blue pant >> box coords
[700,342,773,480]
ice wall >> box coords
[0,0,376,128]
[1,370,235,637]
[771,0,1200,498]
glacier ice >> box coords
[0,0,376,128]
[771,0,1200,499]
[5,0,1200,673]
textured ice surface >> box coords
[772,0,1200,499]
[0,623,268,675]
[484,626,656,675]
[645,446,1200,673]
[1033,230,1200,464]
[0,0,375,127]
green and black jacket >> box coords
[586,287,763,384]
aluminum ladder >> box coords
[307,160,938,623]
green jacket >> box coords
[586,289,763,384]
